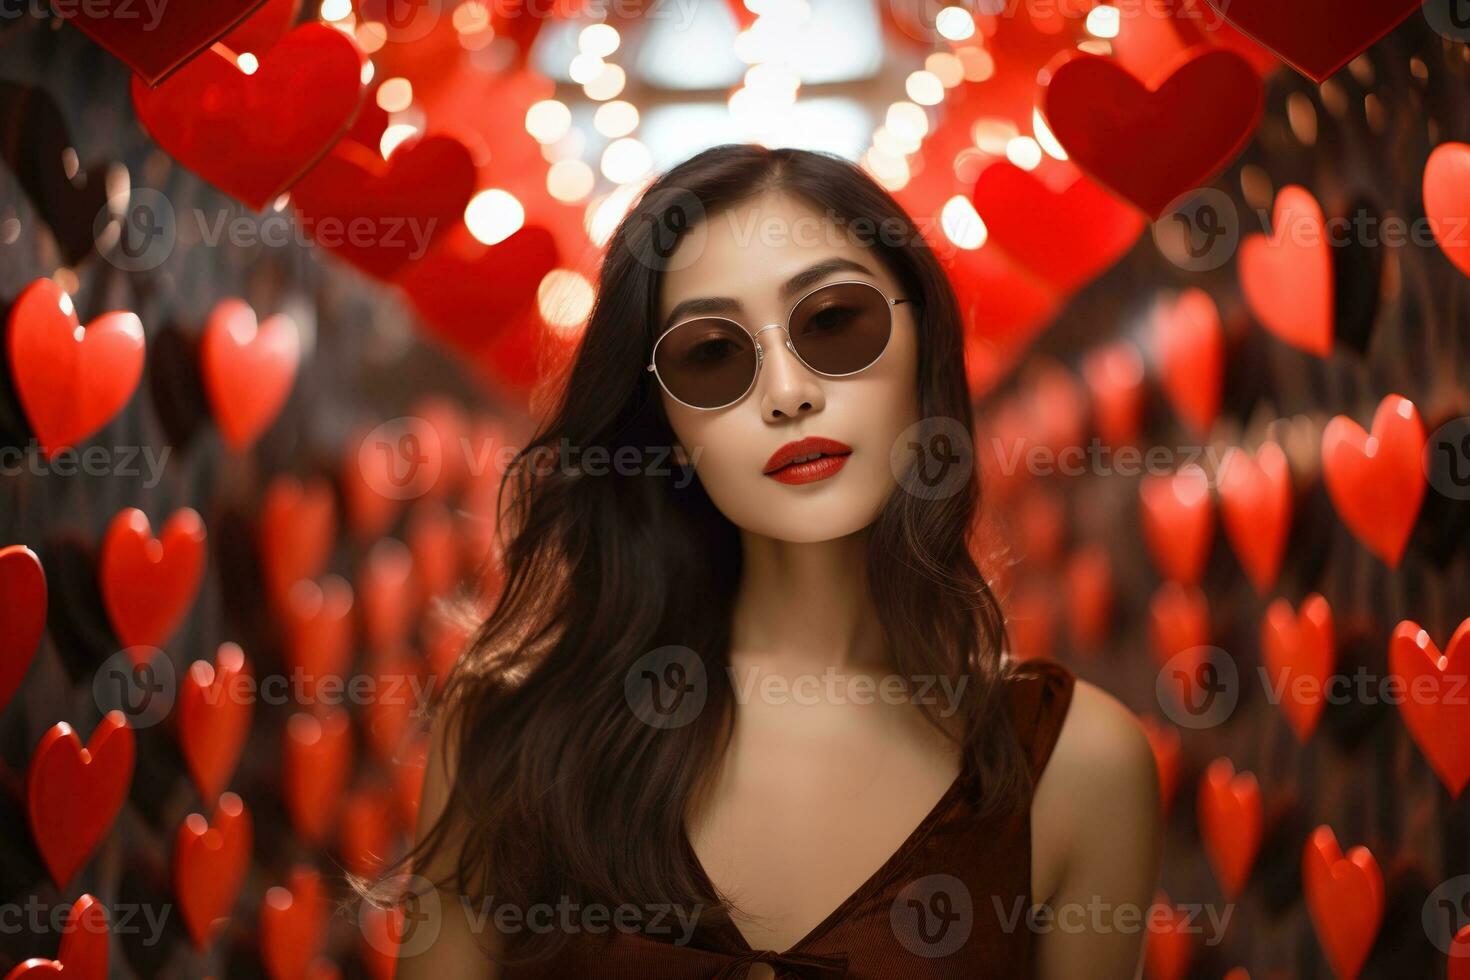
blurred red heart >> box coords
[1261,595,1336,742]
[1141,465,1215,584]
[260,865,327,980]
[200,298,301,451]
[1143,892,1195,980]
[175,792,252,948]
[1198,757,1262,898]
[970,161,1144,294]
[1203,0,1420,82]
[359,538,414,655]
[6,278,145,459]
[1153,288,1223,436]
[4,894,109,980]
[1218,442,1292,593]
[1302,826,1383,980]
[1389,618,1470,797]
[408,500,459,604]
[281,575,355,703]
[1081,341,1146,449]
[1064,545,1114,651]
[1321,394,1426,567]
[410,394,472,498]
[1005,579,1058,662]
[282,708,352,846]
[258,475,337,607]
[1425,142,1470,280]
[0,545,46,714]
[1041,48,1263,218]
[51,0,268,86]
[27,713,135,889]
[338,785,395,877]
[1239,185,1334,357]
[290,132,478,281]
[362,649,421,764]
[130,24,365,210]
[219,0,301,55]
[1173,0,1281,77]
[1451,925,1470,980]
[1149,581,1211,667]
[177,643,253,806]
[392,736,429,833]
[100,507,207,654]
[1139,715,1182,816]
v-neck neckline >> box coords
[679,768,969,956]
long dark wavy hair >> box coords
[351,143,1028,966]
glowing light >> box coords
[925,52,964,88]
[862,147,910,190]
[873,125,918,158]
[579,23,620,57]
[376,77,413,113]
[905,70,944,106]
[525,100,572,143]
[380,123,418,159]
[320,0,351,20]
[971,117,1017,154]
[586,181,648,246]
[600,137,652,183]
[538,269,596,335]
[941,195,988,250]
[583,62,626,101]
[885,102,928,143]
[956,46,994,82]
[452,2,490,34]
[1033,108,1068,160]
[354,22,386,53]
[237,53,260,75]
[935,6,975,41]
[568,53,604,84]
[547,159,595,202]
[744,62,800,102]
[464,189,525,246]
[594,100,639,138]
[1005,136,1043,170]
[1086,4,1120,38]
[361,61,375,85]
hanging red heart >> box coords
[218,0,302,56]
[1040,47,1263,218]
[338,785,395,877]
[1218,442,1292,593]
[1302,826,1383,980]
[6,278,145,459]
[1140,715,1182,816]
[4,894,109,980]
[1173,0,1281,77]
[289,132,479,281]
[1425,142,1470,280]
[969,161,1144,294]
[1389,619,1470,797]
[27,713,135,889]
[1140,464,1215,584]
[1149,581,1211,667]
[1081,341,1146,449]
[1064,545,1114,651]
[0,545,46,714]
[362,649,419,764]
[130,24,365,211]
[1143,892,1195,980]
[359,538,415,656]
[282,708,352,845]
[1451,925,1470,980]
[174,792,252,948]
[100,507,207,654]
[1320,394,1426,567]
[177,643,253,806]
[1261,595,1336,743]
[50,0,269,86]
[258,475,337,608]
[1153,288,1223,436]
[407,500,459,605]
[1239,185,1334,357]
[260,865,327,980]
[281,576,355,704]
[200,298,301,451]
[1197,757,1262,898]
[1202,0,1420,82]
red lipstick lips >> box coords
[762,436,853,485]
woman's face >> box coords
[655,191,922,544]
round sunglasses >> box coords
[646,279,911,411]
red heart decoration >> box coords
[6,278,145,459]
[4,894,109,980]
[1425,142,1470,280]
[50,0,269,86]
[392,735,429,833]
[1239,185,1334,357]
[408,500,459,605]
[1198,757,1262,898]
[1064,545,1113,651]
[1140,465,1215,584]
[341,417,447,537]
[1153,288,1223,436]
[100,507,207,654]
[970,161,1144,293]
[1450,924,1470,980]
[0,545,46,714]
[260,865,326,980]
[1041,47,1263,218]
[200,298,302,451]
[177,643,253,806]
[1144,891,1195,980]
[1389,618,1470,797]
[362,649,420,763]
[174,792,252,948]
[1320,394,1426,567]
[338,785,395,877]
[130,25,365,210]
[1174,0,1281,77]
[1218,442,1292,593]
[1081,341,1145,449]
[1261,595,1336,743]
[1140,715,1182,816]
[282,708,352,846]
[1302,826,1383,980]
[289,132,479,281]
[27,713,135,888]
[281,576,355,703]
[219,0,301,56]
[359,538,414,656]
[1149,583,1212,706]
[1202,0,1420,82]
[258,475,336,608]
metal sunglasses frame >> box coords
[645,278,912,411]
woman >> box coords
[365,144,1163,979]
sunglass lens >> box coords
[789,282,893,376]
[653,318,758,409]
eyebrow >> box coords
[660,257,877,333]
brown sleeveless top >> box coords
[501,658,1076,979]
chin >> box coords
[708,481,890,544]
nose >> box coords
[755,325,825,421]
